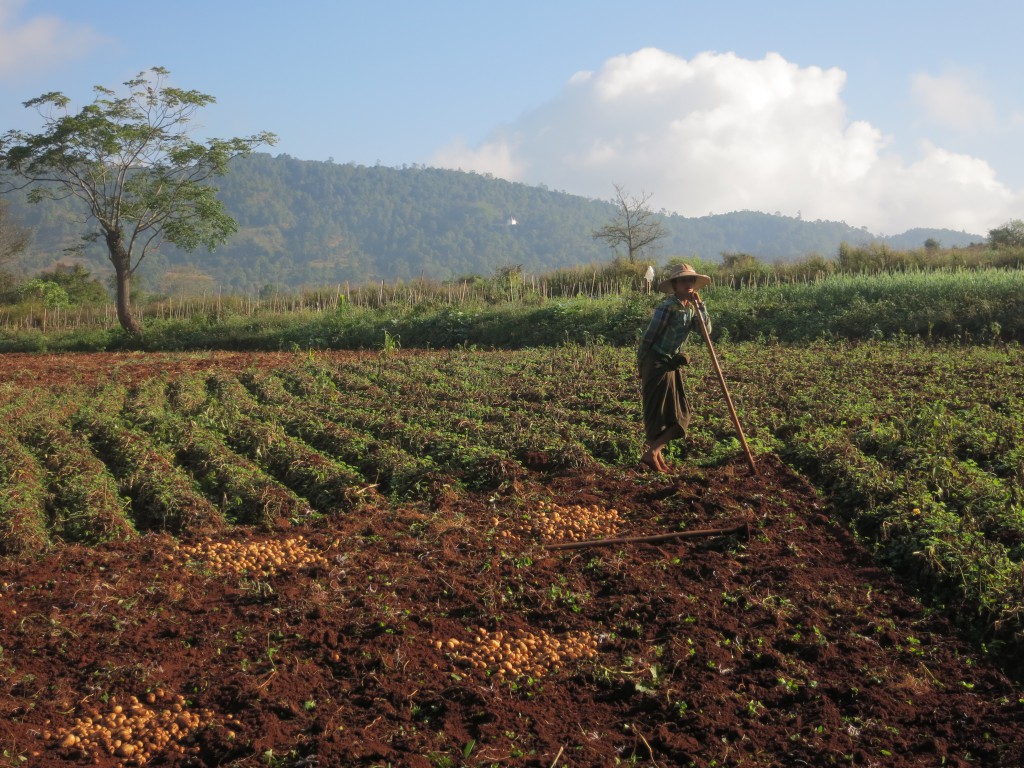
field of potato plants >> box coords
[1,340,1023,767]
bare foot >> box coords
[640,453,666,473]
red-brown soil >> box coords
[1,353,1022,767]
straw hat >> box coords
[657,263,711,293]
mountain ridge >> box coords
[5,154,984,293]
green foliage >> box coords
[2,264,109,310]
[74,394,227,535]
[0,421,51,555]
[715,340,1024,653]
[1,66,276,334]
[718,252,771,285]
[0,199,31,264]
[17,279,69,309]
[135,380,312,528]
[1,266,1022,352]
[24,407,136,544]
[709,268,1024,344]
[988,219,1024,248]
[200,373,369,511]
[38,264,109,304]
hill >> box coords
[5,155,984,293]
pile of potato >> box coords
[438,626,598,682]
[174,534,328,576]
[47,690,232,765]
[498,500,623,543]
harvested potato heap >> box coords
[498,500,624,542]
[439,627,598,682]
[175,534,328,576]
[48,690,232,766]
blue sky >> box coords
[1,0,1022,237]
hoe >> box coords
[544,520,751,551]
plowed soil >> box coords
[1,352,1022,767]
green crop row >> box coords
[75,401,227,536]
[198,373,372,514]
[0,339,1021,657]
[689,340,1023,652]
[0,420,50,555]
[121,377,314,528]
[238,368,442,498]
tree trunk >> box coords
[105,229,143,337]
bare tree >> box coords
[0,199,31,266]
[592,184,667,263]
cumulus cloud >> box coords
[0,0,106,79]
[911,69,996,133]
[433,48,1019,235]
[433,135,523,182]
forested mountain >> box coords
[5,154,984,293]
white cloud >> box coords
[0,0,106,79]
[431,135,523,181]
[433,48,1019,235]
[911,69,996,134]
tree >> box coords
[0,199,31,265]
[0,67,276,336]
[19,278,70,309]
[38,264,109,304]
[592,184,667,263]
[987,219,1024,249]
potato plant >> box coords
[74,407,225,536]
[0,422,51,555]
[0,339,1021,656]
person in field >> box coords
[637,263,711,473]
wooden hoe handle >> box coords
[693,298,757,475]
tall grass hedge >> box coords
[0,267,1021,352]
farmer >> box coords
[637,263,711,473]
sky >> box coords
[1,0,1022,238]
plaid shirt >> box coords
[638,296,710,362]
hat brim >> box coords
[658,274,711,293]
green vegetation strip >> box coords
[3,267,1024,352]
[201,373,371,512]
[717,340,1024,650]
[0,423,51,555]
[28,419,136,544]
[121,378,314,528]
[75,407,226,536]
[239,369,440,499]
